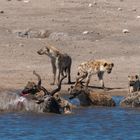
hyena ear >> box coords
[77,72,80,76]
[128,75,131,80]
[111,63,114,67]
[71,86,74,89]
[46,47,50,52]
[27,81,31,84]
[104,63,108,67]
[135,75,139,79]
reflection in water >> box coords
[0,96,139,140]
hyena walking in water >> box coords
[37,45,72,85]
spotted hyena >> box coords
[128,75,140,93]
[37,44,72,85]
[76,60,114,88]
[68,81,116,107]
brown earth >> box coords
[0,0,140,97]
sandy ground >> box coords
[0,0,140,96]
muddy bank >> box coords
[0,0,140,97]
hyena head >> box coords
[128,75,140,92]
[37,46,50,55]
[37,46,60,58]
[54,94,71,114]
[103,62,114,74]
[22,81,38,95]
[68,82,84,99]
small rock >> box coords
[19,43,24,47]
[88,3,93,7]
[82,31,89,35]
[118,8,122,11]
[93,2,97,5]
[0,11,4,14]
[132,8,137,12]
[122,29,129,33]
[23,0,30,3]
[136,16,140,19]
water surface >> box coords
[0,96,140,140]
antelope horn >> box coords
[50,75,67,96]
[33,70,41,87]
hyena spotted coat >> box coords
[128,75,140,93]
[76,60,114,88]
[37,45,72,85]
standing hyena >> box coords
[37,45,72,85]
[76,60,114,88]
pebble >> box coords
[23,0,30,3]
[19,43,24,47]
[122,29,129,33]
[94,2,97,5]
[82,31,89,35]
[88,3,93,7]
[136,16,140,19]
[0,11,4,14]
[132,8,137,12]
[118,8,122,11]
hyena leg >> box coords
[57,69,66,85]
[85,73,92,87]
[57,68,64,84]
[67,67,72,84]
[57,74,60,85]
[51,59,56,85]
[97,72,104,88]
[128,86,133,94]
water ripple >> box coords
[0,97,139,140]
